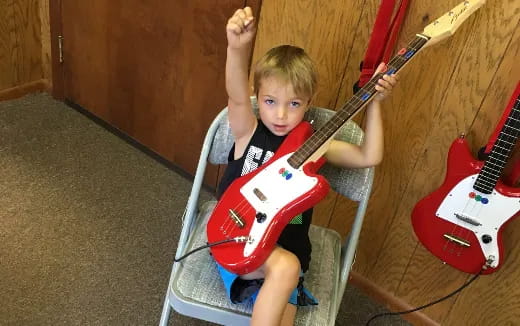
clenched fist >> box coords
[226,7,256,49]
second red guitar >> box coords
[412,86,520,274]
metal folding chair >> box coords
[160,97,374,326]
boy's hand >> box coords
[226,7,256,49]
[373,62,399,102]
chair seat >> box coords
[171,201,342,326]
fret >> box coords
[503,125,520,133]
[475,178,495,187]
[475,180,494,189]
[474,184,493,194]
[494,141,516,150]
[484,157,506,169]
[476,175,496,185]
[486,156,507,166]
[479,170,501,179]
[481,165,503,176]
[475,178,495,188]
[480,167,502,177]
[475,177,495,186]
[478,170,501,179]
[499,132,518,142]
[496,138,516,146]
[492,145,514,155]
[288,35,429,168]
[491,151,508,158]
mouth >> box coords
[273,124,287,130]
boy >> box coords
[218,6,398,326]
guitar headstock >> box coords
[421,0,486,47]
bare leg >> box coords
[280,303,297,326]
[249,247,300,326]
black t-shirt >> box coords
[217,120,313,272]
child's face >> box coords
[257,76,310,136]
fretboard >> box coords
[474,96,520,194]
[287,34,430,169]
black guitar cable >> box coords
[174,236,250,262]
[365,266,485,326]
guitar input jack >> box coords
[483,255,496,269]
[174,236,252,262]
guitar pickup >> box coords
[454,213,482,226]
[443,233,471,247]
[253,188,267,202]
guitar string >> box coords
[443,194,473,253]
[452,179,492,258]
[451,196,478,257]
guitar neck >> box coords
[474,96,520,194]
[287,34,430,169]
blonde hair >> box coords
[253,45,317,100]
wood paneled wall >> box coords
[4,0,519,323]
[40,0,51,84]
[253,0,519,324]
[0,0,50,100]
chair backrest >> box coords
[208,97,372,202]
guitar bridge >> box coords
[228,209,245,229]
[443,233,470,247]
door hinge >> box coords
[58,35,64,63]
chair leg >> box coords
[159,295,171,326]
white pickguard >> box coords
[436,174,520,267]
[240,153,318,257]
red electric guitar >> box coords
[412,87,520,275]
[208,0,486,275]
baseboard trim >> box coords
[0,79,50,101]
[62,99,218,196]
[349,271,440,326]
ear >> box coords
[305,96,313,110]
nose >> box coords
[276,105,287,120]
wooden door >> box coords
[57,0,261,185]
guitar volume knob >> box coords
[481,234,493,244]
[256,212,267,223]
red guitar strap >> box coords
[357,0,410,89]
[484,81,520,185]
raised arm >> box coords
[226,7,258,151]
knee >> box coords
[265,250,301,288]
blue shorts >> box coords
[216,263,318,306]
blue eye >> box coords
[290,101,301,108]
[265,99,274,105]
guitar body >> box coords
[412,137,520,274]
[207,122,330,275]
